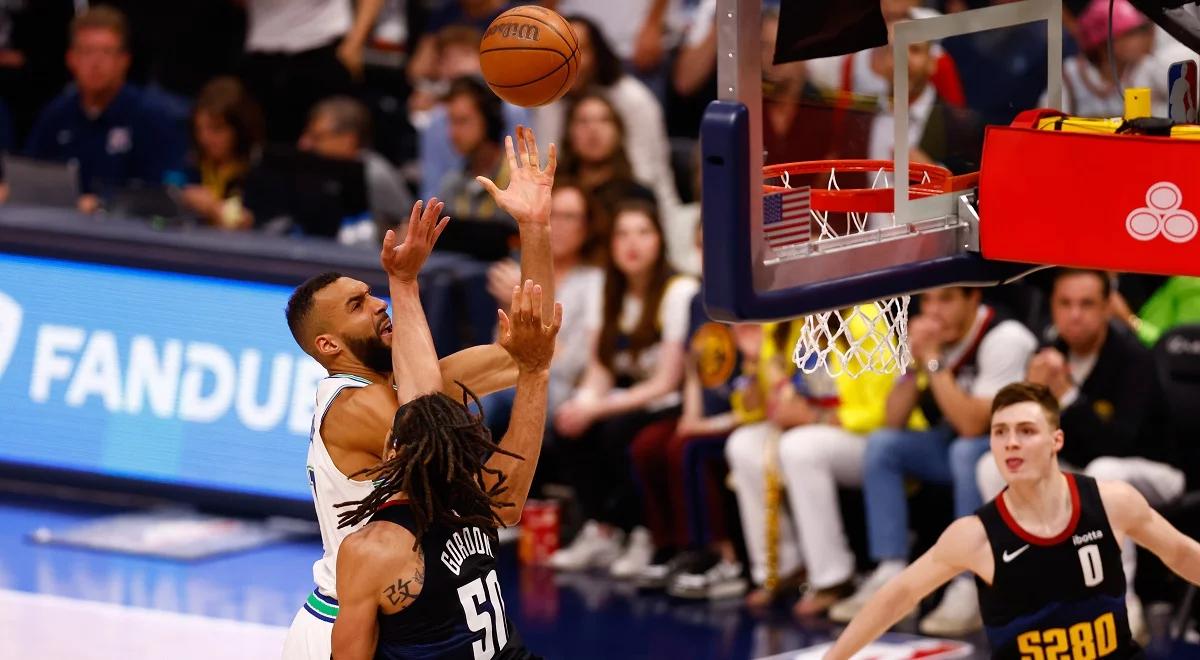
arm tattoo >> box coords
[383,557,425,608]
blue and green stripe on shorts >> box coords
[304,588,339,623]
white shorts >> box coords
[281,588,337,660]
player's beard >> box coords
[344,333,392,375]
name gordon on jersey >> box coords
[440,526,496,576]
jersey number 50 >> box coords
[458,569,510,660]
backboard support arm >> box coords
[893,0,1062,222]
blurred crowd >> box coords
[0,0,1192,254]
[2,0,1199,643]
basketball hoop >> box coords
[763,159,977,377]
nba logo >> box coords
[1168,60,1197,123]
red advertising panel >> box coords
[980,126,1200,276]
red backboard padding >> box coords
[979,125,1200,277]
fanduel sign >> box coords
[25,327,323,431]
[0,253,328,501]
[0,289,20,382]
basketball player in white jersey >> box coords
[280,127,557,660]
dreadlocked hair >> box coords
[333,384,523,547]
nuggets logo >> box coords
[690,322,736,389]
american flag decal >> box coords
[763,186,812,249]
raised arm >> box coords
[825,517,990,660]
[380,199,450,403]
[673,9,717,95]
[1102,480,1200,586]
[476,125,556,318]
[438,344,519,398]
[485,280,562,525]
[325,347,521,470]
[338,0,386,79]
[457,126,557,401]
[631,0,669,73]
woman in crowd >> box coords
[625,225,748,598]
[556,91,655,226]
[548,199,698,578]
[480,179,605,460]
[180,76,263,230]
[532,16,676,206]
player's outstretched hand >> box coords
[381,198,449,283]
[497,279,562,374]
[476,125,555,225]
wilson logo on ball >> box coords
[486,22,540,41]
[480,7,579,107]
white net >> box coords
[793,297,911,378]
[776,164,926,377]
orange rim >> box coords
[763,160,975,214]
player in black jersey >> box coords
[330,278,560,660]
[828,382,1200,660]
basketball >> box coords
[479,6,579,107]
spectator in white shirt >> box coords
[545,0,670,76]
[239,0,384,142]
[549,200,699,578]
[479,179,605,443]
[531,15,680,226]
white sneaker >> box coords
[919,578,983,637]
[706,565,749,600]
[828,561,906,624]
[668,559,748,600]
[548,520,624,571]
[610,527,655,578]
[635,561,672,589]
[1184,625,1199,645]
[1126,593,1149,646]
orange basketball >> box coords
[479,6,579,107]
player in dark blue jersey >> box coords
[331,279,560,660]
[828,382,1200,660]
